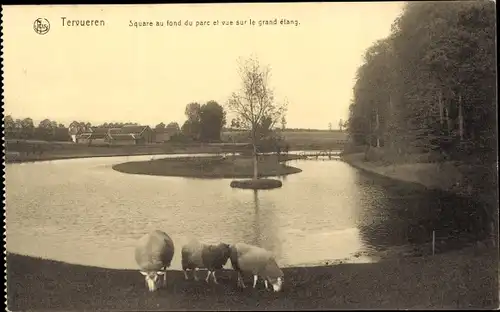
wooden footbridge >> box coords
[297,150,342,160]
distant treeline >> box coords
[347,1,496,164]
[4,116,72,141]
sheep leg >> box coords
[264,280,269,290]
[194,268,199,281]
[212,271,219,284]
[163,270,167,287]
[183,270,189,280]
[253,275,258,288]
[205,270,212,283]
[237,272,246,288]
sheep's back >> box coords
[135,231,175,271]
[237,248,274,275]
[181,239,205,267]
[201,244,229,269]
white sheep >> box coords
[181,238,231,284]
[134,230,175,292]
[229,242,284,292]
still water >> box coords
[5,153,490,270]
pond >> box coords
[5,153,490,270]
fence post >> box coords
[432,230,436,256]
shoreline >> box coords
[7,247,497,310]
[341,152,497,200]
[4,150,219,164]
[4,150,296,165]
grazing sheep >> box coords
[229,242,284,292]
[135,230,175,292]
[181,238,231,284]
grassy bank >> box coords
[112,154,303,179]
[6,247,498,310]
[342,152,497,198]
[342,153,464,193]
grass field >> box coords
[6,245,498,310]
[221,130,348,150]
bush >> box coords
[169,133,192,143]
[230,178,283,190]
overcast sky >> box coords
[3,3,404,129]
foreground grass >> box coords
[6,247,498,310]
[112,155,303,179]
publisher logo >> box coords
[34,18,50,35]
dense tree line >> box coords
[4,116,71,141]
[347,1,496,164]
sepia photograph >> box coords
[2,2,498,310]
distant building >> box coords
[153,127,179,143]
[76,125,154,145]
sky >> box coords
[3,3,404,130]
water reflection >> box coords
[353,169,491,255]
[253,190,261,246]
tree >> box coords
[280,116,287,130]
[185,103,201,122]
[38,119,56,140]
[4,115,14,129]
[199,100,226,142]
[181,120,196,139]
[183,102,202,140]
[166,122,180,133]
[226,56,288,179]
[4,115,15,137]
[338,119,344,131]
[347,0,496,171]
[69,121,91,134]
[20,118,35,139]
[328,122,332,131]
[230,118,242,130]
[155,122,166,129]
[38,119,53,129]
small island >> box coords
[112,154,302,183]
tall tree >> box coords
[199,100,226,142]
[183,102,202,140]
[226,56,288,179]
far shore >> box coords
[112,154,303,179]
[4,149,217,164]
[4,140,343,165]
[6,245,498,310]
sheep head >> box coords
[140,270,165,292]
[268,276,284,292]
